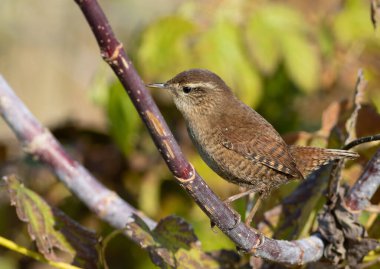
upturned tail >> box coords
[289,145,359,179]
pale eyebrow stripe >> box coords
[184,82,217,89]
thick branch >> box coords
[0,76,156,236]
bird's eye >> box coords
[183,86,192,94]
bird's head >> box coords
[147,69,233,117]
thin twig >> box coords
[343,134,380,150]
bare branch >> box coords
[343,134,380,150]
[0,76,156,237]
[345,148,380,211]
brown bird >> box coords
[148,69,358,225]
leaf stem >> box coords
[343,134,380,150]
[0,235,82,269]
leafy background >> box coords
[0,0,380,268]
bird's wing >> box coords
[219,108,302,178]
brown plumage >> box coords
[148,69,358,213]
[288,146,357,179]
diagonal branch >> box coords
[73,0,327,265]
[0,75,156,237]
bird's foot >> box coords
[223,188,256,204]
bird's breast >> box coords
[186,121,225,173]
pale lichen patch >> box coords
[121,57,129,70]
[0,95,11,109]
[24,130,51,154]
[95,191,119,218]
[163,140,175,159]
[106,43,123,62]
[146,110,166,137]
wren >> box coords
[148,69,358,225]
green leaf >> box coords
[195,20,262,107]
[89,66,112,107]
[280,33,320,93]
[137,16,196,80]
[124,215,239,268]
[138,174,160,216]
[333,0,374,45]
[244,4,306,75]
[107,81,141,156]
[245,12,280,75]
[255,4,307,33]
[245,4,321,93]
[4,175,99,268]
[153,216,198,252]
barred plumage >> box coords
[149,68,359,210]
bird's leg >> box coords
[245,192,256,219]
[245,194,262,226]
[224,188,256,205]
[210,188,255,230]
[214,188,259,229]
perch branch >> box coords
[73,0,327,265]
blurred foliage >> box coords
[135,0,380,132]
[106,82,142,156]
[1,0,380,268]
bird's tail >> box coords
[289,145,359,179]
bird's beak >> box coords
[146,83,167,89]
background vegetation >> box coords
[0,0,379,268]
